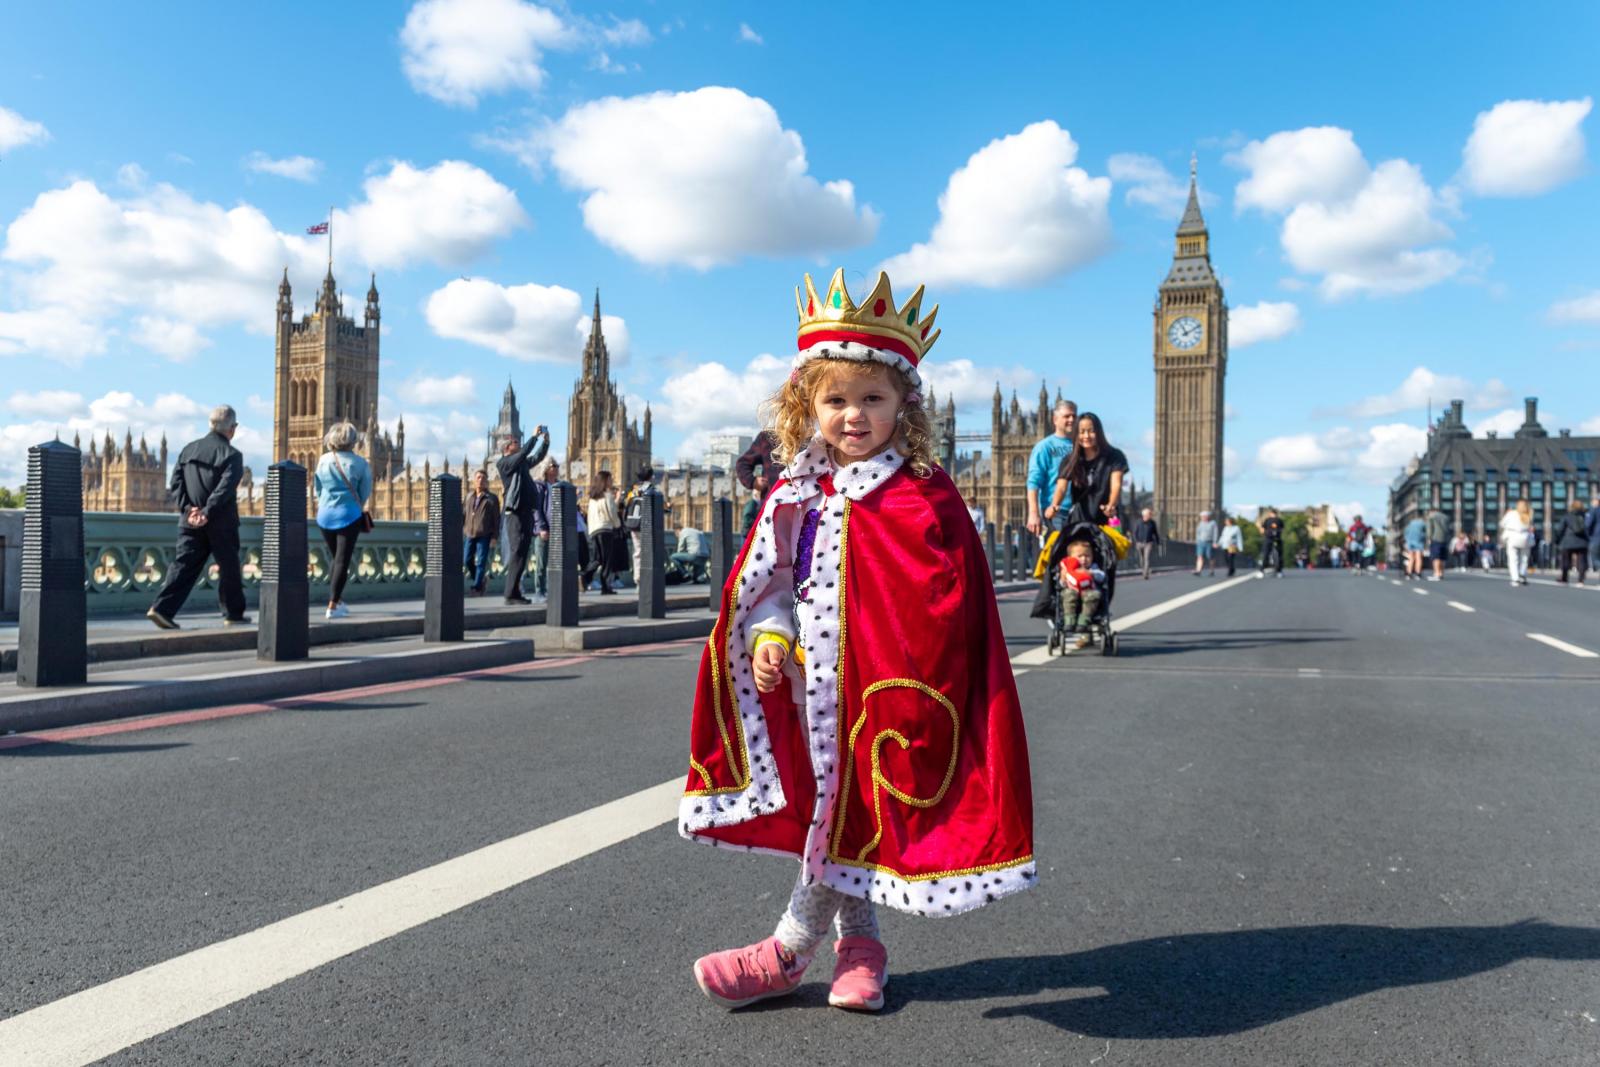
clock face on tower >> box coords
[1167,316,1203,350]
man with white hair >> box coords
[1193,509,1218,577]
[147,404,249,628]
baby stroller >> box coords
[1031,518,1120,657]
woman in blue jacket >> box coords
[313,422,372,619]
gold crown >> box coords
[795,268,940,364]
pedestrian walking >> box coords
[1588,494,1600,577]
[529,459,560,599]
[1193,510,1217,577]
[462,469,501,597]
[1425,507,1450,582]
[312,422,372,620]
[1043,412,1128,530]
[683,268,1032,1015]
[1132,506,1160,579]
[1346,514,1371,573]
[624,465,661,585]
[1025,400,1077,537]
[1219,515,1243,576]
[1554,500,1589,587]
[1403,512,1427,580]
[146,405,248,629]
[1259,507,1286,577]
[495,425,550,604]
[1499,498,1532,586]
[582,470,621,595]
[1477,534,1496,571]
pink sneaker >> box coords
[828,937,888,1011]
[693,938,804,1008]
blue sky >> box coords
[1,1,1596,522]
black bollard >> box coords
[638,490,665,620]
[984,523,998,579]
[16,440,86,687]
[546,481,579,627]
[708,497,734,610]
[258,461,308,662]
[425,473,463,642]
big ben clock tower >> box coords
[1153,158,1227,541]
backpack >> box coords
[623,488,646,531]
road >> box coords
[3,568,1598,1065]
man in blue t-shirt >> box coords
[1026,400,1077,537]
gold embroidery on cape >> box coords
[846,679,959,862]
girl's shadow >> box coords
[889,921,1600,1036]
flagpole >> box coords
[327,204,333,272]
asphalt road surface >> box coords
[4,567,1598,1065]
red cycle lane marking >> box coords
[0,639,700,751]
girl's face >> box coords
[813,364,901,463]
[1076,419,1100,452]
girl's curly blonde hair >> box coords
[761,358,937,478]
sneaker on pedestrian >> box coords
[693,937,805,1009]
[222,615,252,626]
[325,603,350,620]
[505,595,532,605]
[146,607,179,630]
[828,937,887,1011]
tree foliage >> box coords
[0,486,25,509]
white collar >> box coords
[777,435,905,504]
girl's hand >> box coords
[753,640,789,693]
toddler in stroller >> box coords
[1031,519,1120,656]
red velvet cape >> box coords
[678,459,1035,917]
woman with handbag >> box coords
[313,422,373,619]
[583,470,621,595]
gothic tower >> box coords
[1152,159,1227,540]
[565,290,651,484]
[272,269,399,476]
[486,380,524,467]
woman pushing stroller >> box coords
[1043,412,1128,532]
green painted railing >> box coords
[79,512,511,617]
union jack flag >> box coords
[306,221,329,235]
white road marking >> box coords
[1413,588,1429,596]
[1298,668,1322,676]
[1011,572,1259,666]
[1447,601,1476,613]
[0,778,683,1067]
[1012,668,1030,676]
[1390,580,1403,586]
[1526,633,1599,659]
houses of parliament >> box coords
[76,173,1224,535]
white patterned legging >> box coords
[773,875,880,958]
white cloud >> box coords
[675,425,757,463]
[1345,366,1510,418]
[6,389,83,418]
[1254,422,1425,483]
[1327,500,1373,527]
[0,163,523,364]
[1230,127,1460,298]
[920,359,1047,414]
[245,152,323,182]
[381,408,493,471]
[540,87,877,269]
[398,373,476,407]
[1469,408,1525,437]
[424,278,629,362]
[400,0,574,107]
[595,17,650,47]
[880,121,1112,288]
[1548,289,1600,325]
[1459,97,1591,197]
[1229,301,1301,348]
[338,161,527,270]
[657,353,787,432]
[0,105,49,152]
[738,23,763,44]
[1578,415,1600,434]
[1107,153,1191,216]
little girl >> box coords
[680,269,1035,1012]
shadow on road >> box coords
[0,740,189,757]
[890,921,1600,1035]
[1116,631,1348,658]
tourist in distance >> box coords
[1403,511,1427,580]
[582,470,621,595]
[1025,399,1077,537]
[146,404,249,629]
[462,469,500,598]
[682,269,1032,1015]
[1477,532,1497,572]
[1588,493,1600,577]
[1425,506,1450,582]
[1193,509,1217,577]
[529,459,561,600]
[312,422,372,620]
[1346,514,1371,574]
[1258,506,1286,577]
[1132,506,1161,579]
[1219,514,1243,576]
[1499,498,1533,587]
[495,425,550,605]
[1554,499,1589,587]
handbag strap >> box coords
[330,452,364,506]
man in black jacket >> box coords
[1132,507,1161,579]
[734,432,779,493]
[147,405,248,628]
[495,425,549,604]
